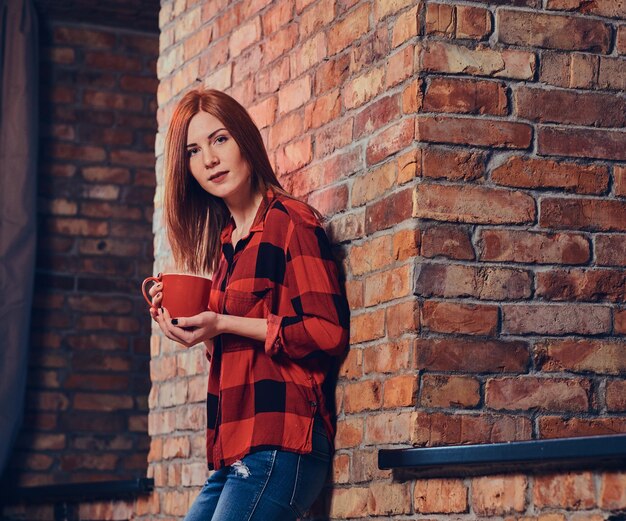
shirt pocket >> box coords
[223,287,270,318]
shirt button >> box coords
[310,400,317,407]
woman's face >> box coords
[186,111,253,205]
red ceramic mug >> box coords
[141,273,212,318]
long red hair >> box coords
[164,89,285,274]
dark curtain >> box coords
[0,0,38,476]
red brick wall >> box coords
[2,18,158,499]
[148,0,626,518]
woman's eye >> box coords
[215,135,228,144]
[187,147,199,157]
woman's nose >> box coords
[203,147,218,167]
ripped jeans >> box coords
[183,417,332,521]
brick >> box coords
[392,228,420,260]
[420,41,536,80]
[546,0,626,17]
[386,45,414,88]
[333,453,350,483]
[364,265,412,306]
[247,96,277,131]
[368,481,411,515]
[307,184,348,216]
[616,309,626,334]
[363,339,411,374]
[328,4,370,55]
[291,33,327,77]
[516,87,625,128]
[268,112,304,149]
[365,188,413,234]
[53,27,115,48]
[383,375,417,407]
[354,95,401,139]
[278,75,311,115]
[497,9,610,52]
[477,229,590,264]
[538,126,626,161]
[416,262,532,300]
[424,77,507,115]
[274,136,312,175]
[352,448,390,483]
[397,148,421,183]
[392,6,418,47]
[365,411,413,444]
[304,89,341,130]
[416,114,532,149]
[425,3,454,37]
[300,0,334,38]
[262,0,293,34]
[618,25,626,55]
[313,118,353,158]
[536,269,626,302]
[366,118,414,165]
[422,146,485,181]
[349,235,392,276]
[414,478,467,513]
[503,304,611,335]
[491,155,609,194]
[110,150,155,167]
[415,337,529,373]
[606,381,626,411]
[540,416,626,438]
[534,472,596,509]
[343,66,385,110]
[402,78,423,114]
[421,225,475,260]
[85,52,142,72]
[599,472,626,509]
[598,56,626,91]
[421,375,480,408]
[385,297,418,337]
[46,143,106,162]
[335,416,364,449]
[352,161,396,207]
[330,487,369,518]
[73,393,133,412]
[46,218,108,237]
[535,339,626,375]
[340,348,363,380]
[315,54,350,95]
[328,210,365,242]
[350,309,385,344]
[540,198,626,232]
[486,377,590,412]
[615,166,626,197]
[375,0,415,21]
[422,301,498,335]
[344,380,382,413]
[457,5,492,39]
[472,475,527,515]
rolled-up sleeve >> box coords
[264,221,349,359]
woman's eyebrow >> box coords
[186,127,227,147]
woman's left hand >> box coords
[153,307,222,348]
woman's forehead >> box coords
[187,111,226,143]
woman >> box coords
[148,88,349,521]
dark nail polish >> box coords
[171,319,178,325]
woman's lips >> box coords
[209,171,228,183]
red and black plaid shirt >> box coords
[205,190,349,470]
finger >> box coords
[148,283,163,298]
[151,292,163,307]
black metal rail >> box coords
[0,478,154,521]
[378,434,626,478]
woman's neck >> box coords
[226,189,263,233]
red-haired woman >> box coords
[147,89,349,521]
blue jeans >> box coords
[184,417,332,521]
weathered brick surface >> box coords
[6,17,157,500]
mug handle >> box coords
[141,275,161,308]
